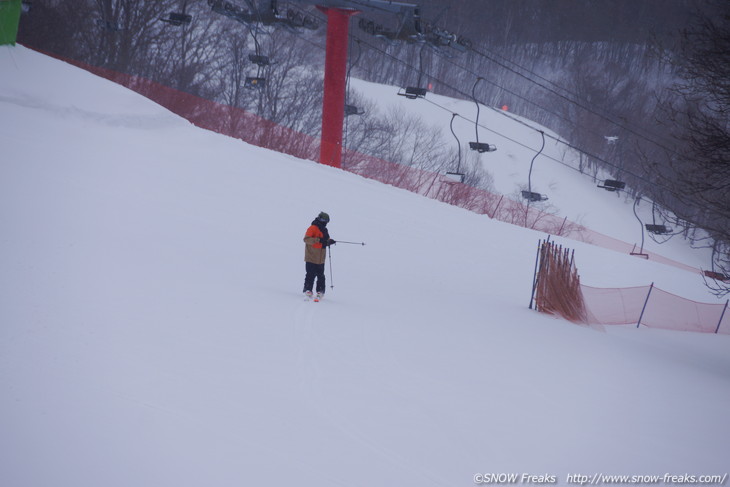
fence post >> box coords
[715,300,729,334]
[637,282,654,328]
[529,239,543,310]
[558,216,568,235]
[490,195,504,219]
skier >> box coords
[303,211,336,300]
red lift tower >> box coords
[209,0,428,168]
[298,0,422,168]
[317,5,359,168]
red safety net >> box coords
[581,285,653,325]
[581,284,730,334]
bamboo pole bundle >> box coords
[534,240,588,324]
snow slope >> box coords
[1,46,729,487]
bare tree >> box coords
[650,0,730,295]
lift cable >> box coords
[344,31,695,204]
[270,9,699,232]
[468,43,681,151]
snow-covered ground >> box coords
[1,45,729,487]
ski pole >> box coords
[328,245,334,289]
[335,240,366,246]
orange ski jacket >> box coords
[303,224,327,264]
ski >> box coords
[302,291,323,302]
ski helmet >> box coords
[317,211,330,223]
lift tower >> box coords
[296,0,421,167]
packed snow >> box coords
[1,45,729,487]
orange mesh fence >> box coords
[581,285,653,325]
[581,284,729,334]
[532,240,729,335]
[641,286,729,334]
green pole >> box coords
[0,0,22,46]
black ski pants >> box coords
[303,262,326,294]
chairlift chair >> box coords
[284,8,318,30]
[443,172,465,184]
[245,35,269,90]
[245,77,266,89]
[630,243,649,259]
[469,142,496,153]
[645,224,670,235]
[208,0,317,30]
[358,18,391,38]
[160,12,193,26]
[344,104,364,116]
[208,0,244,21]
[630,197,649,258]
[521,190,548,202]
[443,113,466,184]
[398,86,427,99]
[597,179,625,192]
[356,4,422,42]
[419,19,471,53]
[248,54,270,66]
[469,78,497,154]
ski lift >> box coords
[248,54,270,66]
[443,113,466,184]
[344,104,364,116]
[208,0,244,21]
[645,201,675,236]
[160,11,193,26]
[416,6,472,53]
[427,25,457,48]
[356,5,422,43]
[242,14,270,90]
[469,78,497,154]
[358,18,389,39]
[208,0,318,30]
[523,131,547,203]
[443,172,465,183]
[344,41,364,117]
[284,6,319,30]
[397,44,428,100]
[245,77,266,89]
[645,224,670,235]
[597,179,625,192]
[96,19,123,31]
[629,197,649,258]
[521,190,548,202]
[398,86,427,99]
[469,142,496,153]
